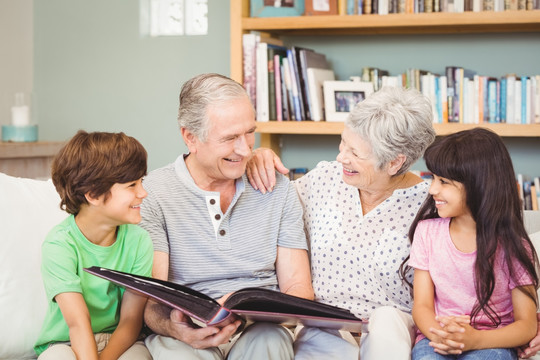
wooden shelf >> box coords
[0,141,65,179]
[0,141,65,159]
[256,121,540,137]
[242,10,540,36]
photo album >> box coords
[84,266,366,333]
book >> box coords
[242,33,258,108]
[287,49,304,121]
[84,267,366,332]
[290,46,312,121]
[307,68,336,121]
[268,45,288,121]
[299,49,331,120]
[256,42,270,122]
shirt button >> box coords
[219,229,226,236]
[209,199,216,205]
[215,214,221,220]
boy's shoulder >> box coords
[44,215,76,243]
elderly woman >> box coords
[249,86,435,359]
[249,86,540,360]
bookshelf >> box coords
[229,0,540,153]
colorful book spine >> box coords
[287,49,303,121]
[500,77,507,123]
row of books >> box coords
[243,35,540,125]
[518,175,540,211]
[243,33,336,122]
[341,0,538,14]
[319,65,540,125]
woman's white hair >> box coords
[345,86,436,176]
[177,73,251,141]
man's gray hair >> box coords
[178,73,250,141]
[345,86,436,176]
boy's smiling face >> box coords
[96,178,147,226]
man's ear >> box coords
[387,154,407,176]
[181,128,198,154]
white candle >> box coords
[12,105,30,127]
[11,92,30,127]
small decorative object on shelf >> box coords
[323,80,374,122]
[305,0,338,15]
[250,0,305,17]
[2,92,37,143]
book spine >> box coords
[242,34,258,109]
[515,79,522,124]
[291,48,306,121]
[347,0,357,13]
[256,42,269,122]
[298,51,313,120]
[274,54,283,121]
[287,50,303,121]
[488,78,497,123]
[506,76,515,124]
[535,75,540,124]
[267,47,278,121]
[454,68,462,123]
[534,177,540,205]
[280,63,289,121]
[446,66,457,123]
[499,77,507,123]
[282,60,296,121]
[522,76,528,124]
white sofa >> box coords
[1,172,540,360]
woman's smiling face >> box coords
[336,125,388,191]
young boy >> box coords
[34,130,153,360]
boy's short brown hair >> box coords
[51,130,147,215]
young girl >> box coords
[34,131,153,360]
[406,128,539,359]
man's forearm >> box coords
[144,300,173,337]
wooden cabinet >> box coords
[0,141,64,179]
[229,0,540,153]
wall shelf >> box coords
[255,121,540,137]
[0,141,64,179]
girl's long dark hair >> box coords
[400,128,539,327]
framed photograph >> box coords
[323,81,374,122]
[250,0,305,17]
[305,0,338,15]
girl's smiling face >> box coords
[429,174,470,219]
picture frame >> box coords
[305,0,338,15]
[250,0,305,18]
[323,81,374,122]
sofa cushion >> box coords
[0,173,67,359]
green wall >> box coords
[34,2,540,177]
[34,0,230,170]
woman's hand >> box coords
[246,148,288,193]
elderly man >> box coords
[139,73,313,360]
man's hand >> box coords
[518,313,540,359]
[246,148,289,194]
[168,309,241,349]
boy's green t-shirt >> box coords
[34,215,153,355]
